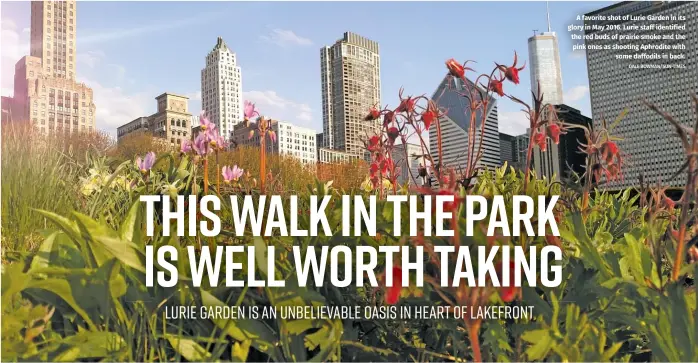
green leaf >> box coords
[118,201,142,247]
[231,340,251,362]
[167,336,212,361]
[521,329,553,360]
[25,278,97,330]
[73,212,146,273]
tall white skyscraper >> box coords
[320,32,381,155]
[201,37,242,139]
[527,2,564,105]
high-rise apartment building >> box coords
[429,75,500,185]
[320,32,381,155]
[8,0,96,134]
[232,119,317,164]
[201,37,242,139]
[528,3,564,105]
[585,1,698,188]
[499,133,516,166]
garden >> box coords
[1,53,697,362]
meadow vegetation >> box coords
[1,54,697,362]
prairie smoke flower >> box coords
[396,97,416,114]
[445,58,465,80]
[496,261,518,303]
[364,107,381,121]
[387,127,399,143]
[244,101,259,121]
[385,266,403,305]
[437,189,459,212]
[421,109,436,131]
[136,152,156,173]
[367,135,381,152]
[533,131,547,151]
[488,78,505,97]
[601,141,619,163]
[222,165,244,183]
[497,51,526,84]
[547,123,561,144]
[383,111,395,127]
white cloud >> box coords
[243,90,315,128]
[76,50,106,69]
[564,85,589,102]
[78,76,154,135]
[498,110,530,136]
[78,14,216,45]
[260,29,313,48]
[1,18,30,96]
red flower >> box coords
[385,266,403,305]
[497,51,526,84]
[601,141,619,163]
[605,163,622,181]
[364,107,381,121]
[445,58,465,80]
[489,78,505,97]
[437,189,459,212]
[368,135,381,152]
[533,131,547,151]
[422,109,436,131]
[396,97,416,114]
[545,235,561,248]
[383,111,395,127]
[496,261,518,303]
[547,124,561,144]
[664,197,676,209]
[387,127,399,143]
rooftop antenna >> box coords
[546,1,552,32]
[533,29,538,36]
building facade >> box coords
[8,0,96,133]
[317,147,360,164]
[391,143,424,186]
[556,104,593,182]
[585,1,698,188]
[499,132,516,166]
[201,37,242,139]
[116,93,191,147]
[320,32,381,155]
[528,31,564,105]
[232,119,318,164]
[429,75,500,184]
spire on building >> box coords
[546,1,552,33]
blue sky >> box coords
[1,1,613,136]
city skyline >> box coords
[1,1,609,137]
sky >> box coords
[1,1,614,137]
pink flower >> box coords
[181,139,192,153]
[193,133,212,156]
[200,111,216,132]
[248,130,255,140]
[244,101,259,121]
[268,130,277,143]
[547,124,561,144]
[222,165,244,183]
[136,152,156,173]
[209,129,228,150]
[533,131,547,151]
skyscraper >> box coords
[527,2,564,105]
[585,1,698,189]
[320,32,381,155]
[429,75,500,184]
[201,37,243,139]
[10,0,96,133]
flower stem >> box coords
[467,322,482,362]
[203,158,209,195]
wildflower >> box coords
[387,127,400,143]
[268,130,277,143]
[396,97,416,114]
[445,58,465,80]
[497,51,526,84]
[181,139,193,153]
[488,78,505,97]
[209,130,228,150]
[547,123,561,144]
[193,133,212,156]
[664,196,676,210]
[605,163,622,181]
[545,235,562,248]
[136,152,156,173]
[601,141,619,163]
[248,130,255,140]
[244,101,259,121]
[437,189,459,212]
[367,135,381,152]
[533,131,547,151]
[364,107,381,121]
[383,111,395,127]
[222,165,244,183]
[200,112,216,132]
[496,261,518,303]
[421,109,436,131]
[385,266,403,305]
